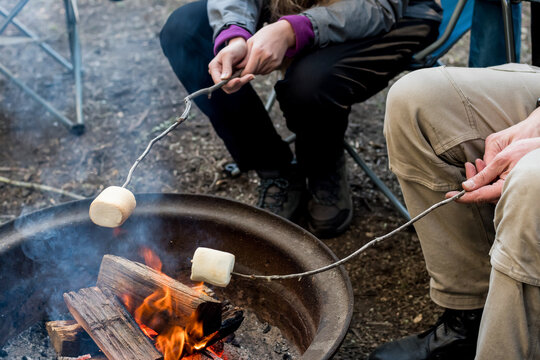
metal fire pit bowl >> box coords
[0,193,353,359]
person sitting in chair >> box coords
[369,63,540,359]
[159,0,442,238]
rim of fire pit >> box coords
[0,193,353,360]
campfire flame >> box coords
[141,247,163,273]
[121,247,217,359]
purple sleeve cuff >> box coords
[279,15,314,57]
[213,25,252,55]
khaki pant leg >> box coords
[475,270,540,360]
[475,149,540,359]
[384,64,540,309]
[491,148,540,284]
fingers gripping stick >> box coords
[89,75,241,228]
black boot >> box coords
[256,165,306,221]
[307,155,352,238]
[368,308,483,360]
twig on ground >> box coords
[128,108,150,132]
[232,190,466,281]
[210,172,219,189]
[0,167,31,173]
[0,176,85,200]
[351,328,364,341]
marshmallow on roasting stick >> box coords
[191,247,236,287]
[89,186,136,228]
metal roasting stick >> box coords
[121,75,240,189]
[232,190,467,281]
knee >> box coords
[276,57,336,107]
[160,0,208,58]
[502,149,540,199]
[384,68,442,138]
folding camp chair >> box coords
[500,0,540,64]
[0,0,84,135]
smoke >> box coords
[14,206,105,320]
[0,0,188,205]
[1,0,220,332]
[8,193,200,321]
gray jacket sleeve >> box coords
[207,0,407,48]
[302,0,408,48]
[207,0,263,41]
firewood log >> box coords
[45,320,98,357]
[64,287,163,360]
[96,255,222,335]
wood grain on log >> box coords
[45,320,98,357]
[64,287,163,360]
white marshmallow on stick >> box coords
[191,247,236,287]
[89,186,136,228]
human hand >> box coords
[208,37,254,94]
[446,108,540,203]
[241,20,296,76]
[446,137,540,203]
[482,108,540,165]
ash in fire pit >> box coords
[1,322,57,359]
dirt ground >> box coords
[0,1,533,358]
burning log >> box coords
[46,309,243,360]
[64,287,163,360]
[45,320,99,357]
[96,254,222,335]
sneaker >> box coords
[368,308,483,360]
[307,156,352,238]
[256,166,306,221]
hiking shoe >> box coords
[307,156,352,238]
[368,308,483,360]
[256,167,306,220]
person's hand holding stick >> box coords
[447,107,540,203]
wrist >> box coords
[213,25,251,55]
[523,107,540,138]
[278,15,314,57]
[228,37,246,46]
[277,20,296,49]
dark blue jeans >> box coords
[160,0,439,176]
[469,0,521,67]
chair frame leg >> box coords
[501,0,517,63]
[0,0,28,34]
[0,6,73,70]
[64,0,84,130]
[343,141,410,220]
[0,0,85,135]
[0,62,75,128]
